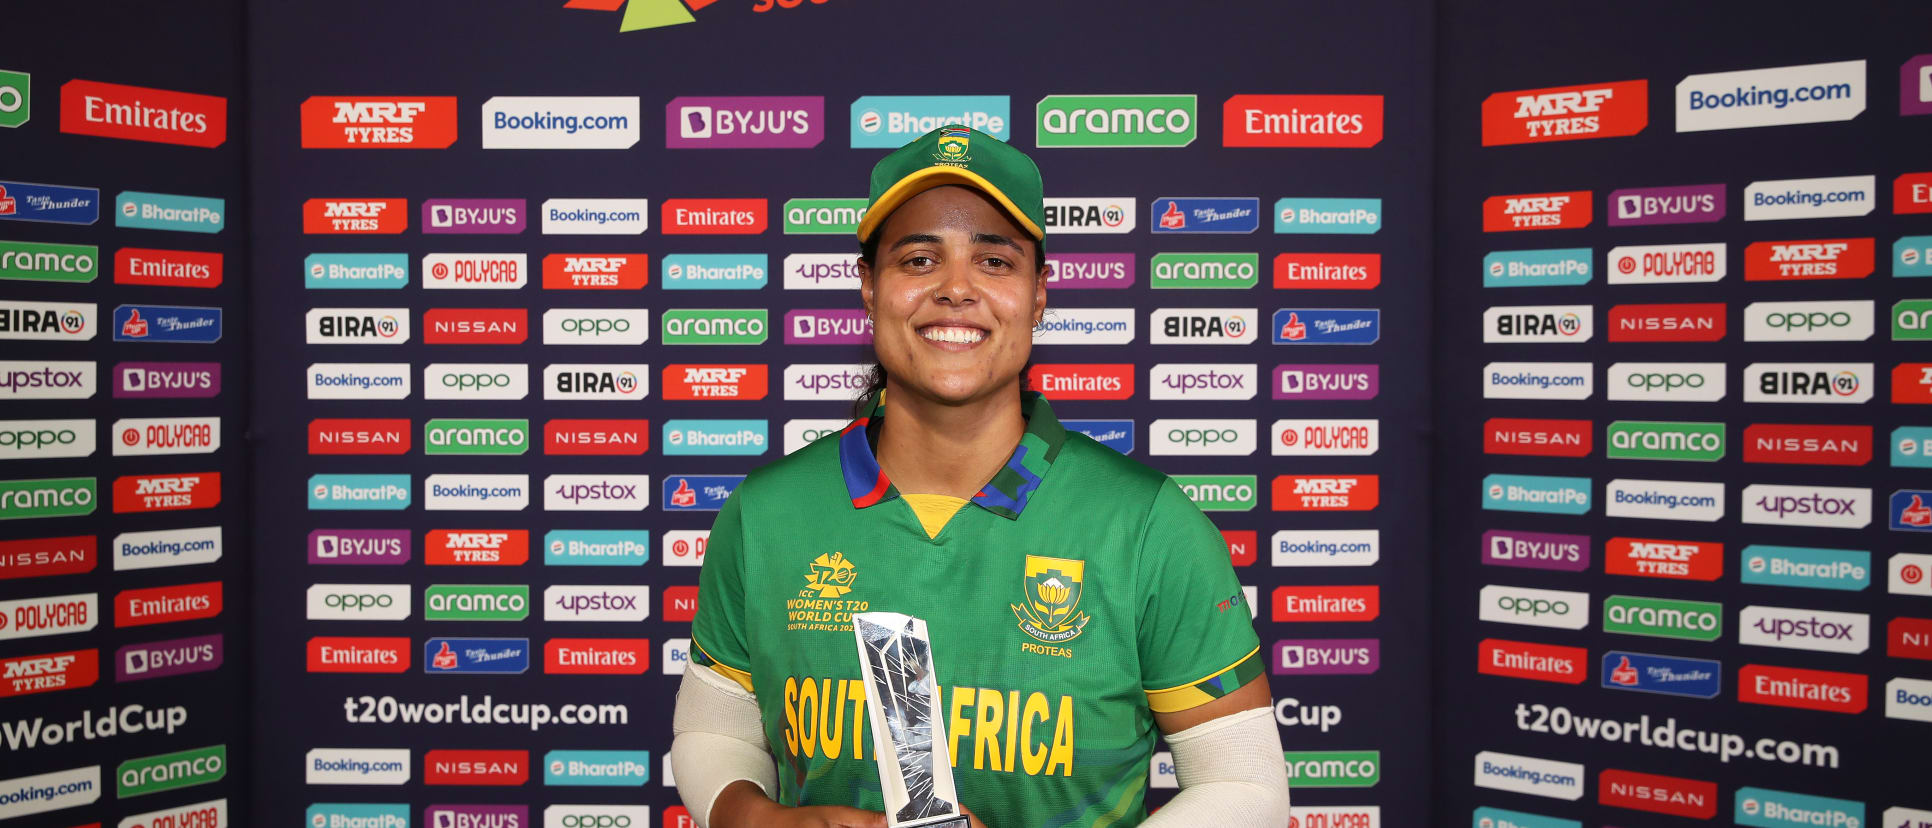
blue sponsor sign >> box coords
[0,179,100,225]
[1893,427,1932,467]
[1891,489,1932,532]
[1599,650,1721,698]
[423,637,529,674]
[850,95,1011,146]
[307,803,409,828]
[1271,308,1380,345]
[542,750,650,786]
[115,190,224,233]
[1471,807,1579,828]
[309,474,411,510]
[113,304,222,343]
[544,529,650,566]
[1481,474,1591,515]
[1273,197,1381,234]
[663,253,768,290]
[1150,197,1260,234]
[1484,248,1593,288]
[663,419,769,456]
[306,253,409,289]
[1064,418,1134,454]
[1897,235,1932,278]
[1735,787,1863,828]
[663,474,743,512]
[1740,545,1870,591]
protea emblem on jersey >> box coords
[1012,555,1090,643]
[802,550,858,598]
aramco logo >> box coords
[562,0,720,32]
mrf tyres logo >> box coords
[1482,79,1648,145]
[300,96,457,148]
[1483,190,1591,231]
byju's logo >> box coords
[668,96,822,148]
[423,199,524,235]
[1274,639,1379,675]
[1149,197,1260,234]
[663,475,741,511]
[1607,183,1724,226]
[1600,650,1720,698]
[851,96,1010,146]
[1274,364,1377,400]
[785,309,873,345]
[1044,252,1134,288]
[1482,529,1589,571]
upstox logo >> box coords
[1036,95,1196,148]
[660,309,766,344]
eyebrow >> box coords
[971,232,1024,254]
[887,233,944,252]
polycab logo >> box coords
[1479,584,1588,630]
[1598,768,1716,819]
[1607,303,1725,342]
[1896,172,1932,214]
[303,198,407,234]
[1892,552,1932,596]
[662,530,707,568]
[1676,59,1866,132]
[546,419,649,456]
[1274,364,1377,400]
[1743,362,1871,404]
[1481,79,1647,145]
[1273,586,1378,622]
[1600,650,1720,699]
[423,749,528,786]
[1483,363,1593,401]
[1272,474,1379,511]
[662,364,767,401]
[425,308,528,345]
[1742,424,1870,466]
[300,96,457,148]
[1478,638,1586,684]
[114,472,219,513]
[1484,418,1591,458]
[1743,300,1873,342]
[1042,197,1136,234]
[0,648,97,698]
[108,417,218,457]
[1272,419,1378,456]
[1149,363,1256,401]
[0,592,96,642]
[423,253,527,290]
[1223,94,1382,147]
[667,96,823,148]
[1737,664,1866,713]
[1892,617,1932,660]
[1483,191,1591,232]
[1029,364,1134,400]
[306,308,408,344]
[1483,304,1591,343]
[662,198,767,234]
[1223,530,1257,567]
[114,581,221,627]
[1273,253,1379,289]
[1606,242,1725,285]
[114,248,221,288]
[1606,537,1722,581]
[1739,605,1869,654]
[59,79,226,147]
[0,535,95,580]
[1746,237,1873,281]
[542,254,648,290]
[1606,183,1725,226]
[1482,529,1590,572]
[1149,419,1256,456]
[546,638,649,675]
[426,530,530,566]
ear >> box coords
[857,254,875,317]
[1033,258,1051,324]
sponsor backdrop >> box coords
[1436,2,1932,826]
[0,3,250,828]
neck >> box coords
[874,379,1026,499]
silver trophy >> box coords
[853,612,971,828]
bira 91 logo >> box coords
[1273,586,1378,622]
[1478,638,1586,684]
[1744,237,1874,281]
[1224,94,1383,147]
[1483,191,1591,231]
[1273,253,1380,289]
[0,535,95,580]
[1484,418,1591,457]
[114,248,221,288]
[1742,362,1871,404]
[426,530,530,566]
[114,472,219,513]
[1737,663,1866,713]
[1607,303,1725,342]
[661,198,767,234]
[662,364,767,401]
[542,253,647,290]
[0,648,97,697]
[0,300,96,341]
[546,638,649,675]
[1598,768,1716,819]
[1742,424,1870,466]
[1272,474,1379,511]
[300,96,458,148]
[1483,304,1592,343]
[305,308,408,344]
[59,79,226,147]
[424,308,528,345]
[1482,80,1647,145]
[115,581,221,627]
[546,419,649,456]
[1606,537,1722,580]
[424,749,528,786]
[1029,364,1134,400]
[545,364,647,401]
[303,198,407,234]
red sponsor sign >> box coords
[59,79,227,147]
[1272,253,1381,289]
[1272,585,1379,622]
[542,253,649,289]
[422,308,528,345]
[664,807,694,828]
[1221,530,1257,567]
[661,364,769,401]
[1029,364,1135,400]
[423,749,529,786]
[661,198,768,234]
[114,581,221,628]
[0,649,99,698]
[1222,94,1384,148]
[663,585,699,622]
[545,419,649,456]
[425,530,530,566]
[1481,79,1648,146]
[114,248,223,288]
[1742,424,1871,466]
[1478,638,1586,684]
[1606,303,1726,342]
[0,535,97,580]
[1743,238,1874,281]
[303,198,408,234]
[1897,172,1932,214]
[1738,663,1867,713]
[1271,475,1379,511]
[299,96,459,149]
[1605,537,1723,581]
[113,472,220,513]
[1890,617,1932,660]
[1894,363,1932,404]
[1483,418,1592,457]
[307,419,411,455]
[1483,190,1591,232]
[306,636,411,673]
[545,638,651,675]
[1598,769,1717,819]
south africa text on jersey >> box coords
[782,675,1077,777]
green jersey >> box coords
[692,392,1264,828]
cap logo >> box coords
[934,126,972,163]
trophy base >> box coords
[897,818,970,828]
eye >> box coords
[981,255,1011,270]
[903,254,937,269]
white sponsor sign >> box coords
[110,416,219,456]
[420,252,527,290]
[1483,362,1593,400]
[1885,807,1932,827]
[1889,552,1932,596]
[1676,60,1866,132]
[1744,174,1876,221]
[1044,197,1138,234]
[113,526,222,571]
[306,583,411,621]
[424,473,531,511]
[1482,304,1593,342]
[307,362,411,400]
[544,805,652,828]
[543,363,650,401]
[423,363,529,400]
[0,592,96,641]
[1889,677,1932,723]
[0,361,96,400]
[1741,483,1870,528]
[1148,363,1257,401]
[1271,419,1379,456]
[783,363,871,402]
[482,96,642,149]
[1148,307,1259,344]
[1033,307,1135,344]
[542,308,650,345]
[0,300,97,341]
[1738,605,1869,654]
[1149,418,1256,456]
[1479,584,1590,630]
[783,418,848,454]
[1743,300,1873,342]
[1472,751,1583,800]
[1149,751,1178,789]
[1243,585,1258,620]
[304,307,409,344]
[304,748,411,785]
[541,198,650,234]
[1271,529,1379,567]
[1604,243,1726,284]
[1741,362,1872,404]
[119,797,227,828]
[543,585,651,622]
[1282,807,1380,827]
[0,765,100,820]
[545,474,650,512]
[1604,479,1726,522]
[1605,362,1726,402]
[661,530,709,568]
[783,253,863,290]
[0,419,95,459]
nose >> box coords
[932,259,978,305]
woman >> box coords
[671,125,1291,828]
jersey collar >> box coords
[839,390,1067,520]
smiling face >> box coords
[858,185,1049,407]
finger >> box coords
[825,807,890,828]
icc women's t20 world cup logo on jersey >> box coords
[802,550,858,598]
[1013,555,1091,643]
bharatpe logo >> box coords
[1036,94,1196,148]
[668,96,822,148]
[0,179,100,225]
[1151,253,1258,288]
[1150,197,1259,234]
[545,474,649,512]
[424,584,530,621]
[1899,235,1932,277]
[1484,248,1592,288]
[1676,59,1866,132]
[423,637,530,674]
[1063,419,1134,454]
[1482,362,1592,401]
[1897,426,1932,467]
[1274,197,1381,234]
[306,253,407,289]
[543,749,650,787]
[1473,751,1582,800]
[547,529,651,567]
[307,474,410,511]
[117,190,223,233]
[663,475,740,511]
[851,95,1010,146]
[1604,478,1725,522]
[661,309,766,345]
[783,198,867,235]
[1608,183,1725,226]
[482,96,640,150]
[1044,197,1137,234]
[1481,474,1590,515]
[1739,605,1869,654]
[1741,545,1870,591]
[1483,529,1590,572]
[1600,650,1720,698]
[1471,807,1577,828]
[117,743,225,797]
[1045,252,1134,288]
[1272,308,1379,345]
[1734,786,1864,828]
[1602,594,1722,641]
[663,419,767,456]
[665,253,767,290]
[1744,174,1875,221]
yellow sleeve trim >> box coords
[691,639,755,694]
[1144,647,1263,714]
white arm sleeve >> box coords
[668,664,779,828]
[1139,706,1292,827]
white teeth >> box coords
[921,326,985,344]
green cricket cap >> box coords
[858,124,1045,243]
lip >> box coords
[914,318,990,352]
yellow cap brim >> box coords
[857,165,1045,243]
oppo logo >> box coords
[1628,372,1703,391]
[325,593,392,610]
[445,372,511,389]
[1769,311,1853,330]
[1479,585,1588,629]
[1172,428,1239,445]
[1150,419,1256,456]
